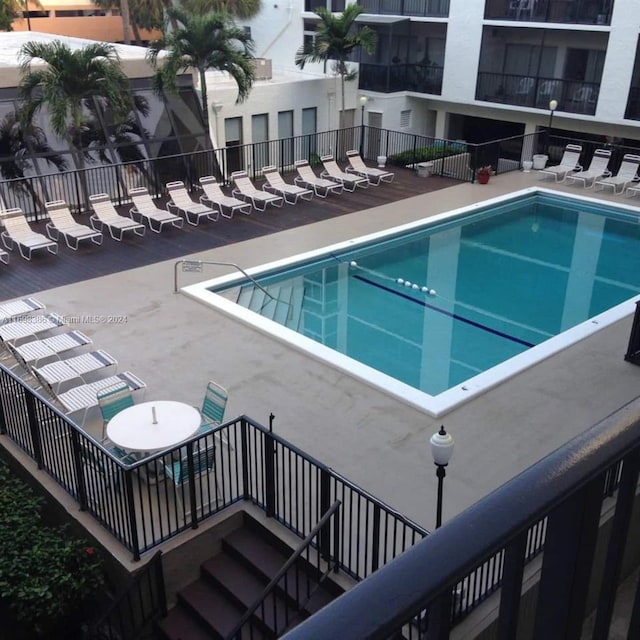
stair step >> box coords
[223,523,343,612]
[156,603,221,640]
[203,553,297,634]
[178,579,246,638]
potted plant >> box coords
[477,166,492,184]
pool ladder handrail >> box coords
[173,259,276,302]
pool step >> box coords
[236,282,305,331]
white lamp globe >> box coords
[430,426,455,466]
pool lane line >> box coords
[353,274,536,349]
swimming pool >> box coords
[182,188,640,416]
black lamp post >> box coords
[359,95,368,156]
[430,425,455,529]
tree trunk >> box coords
[120,0,131,45]
[199,68,211,142]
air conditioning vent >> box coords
[252,58,272,81]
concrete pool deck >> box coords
[27,170,640,531]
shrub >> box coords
[388,142,467,166]
[0,463,106,637]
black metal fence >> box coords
[0,125,541,221]
[283,401,640,640]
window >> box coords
[302,107,317,158]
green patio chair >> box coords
[97,381,135,440]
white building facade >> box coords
[208,0,640,150]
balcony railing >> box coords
[283,396,640,639]
[476,72,599,115]
[356,0,449,17]
[484,0,612,25]
[359,62,443,94]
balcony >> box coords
[356,0,449,17]
[484,0,612,25]
[359,62,443,94]
[476,72,599,115]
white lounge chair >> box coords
[9,330,92,368]
[0,207,58,260]
[56,371,146,424]
[128,187,184,233]
[231,171,284,211]
[538,144,583,182]
[320,155,369,191]
[198,176,252,218]
[0,249,8,265]
[89,193,146,241]
[166,181,219,226]
[0,297,45,322]
[594,154,640,194]
[293,160,343,198]
[564,148,612,188]
[0,312,66,345]
[33,349,117,393]
[44,200,103,250]
[262,165,314,205]
[345,150,395,185]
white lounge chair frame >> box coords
[594,154,640,195]
[166,181,219,226]
[199,176,252,218]
[32,349,117,392]
[293,160,343,198]
[56,371,146,425]
[0,297,45,321]
[346,150,395,185]
[0,208,58,260]
[0,312,66,345]
[262,165,314,204]
[564,148,612,188]
[128,187,184,233]
[0,248,8,265]
[231,171,284,211]
[9,330,92,368]
[320,155,369,191]
[89,193,145,241]
[44,200,103,250]
[538,144,583,182]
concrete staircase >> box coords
[156,516,345,640]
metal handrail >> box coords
[226,500,342,639]
[173,258,275,299]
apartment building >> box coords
[212,0,640,150]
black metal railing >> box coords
[484,0,612,25]
[0,362,427,574]
[227,500,341,639]
[0,125,513,220]
[359,62,444,94]
[356,0,449,17]
[476,72,599,115]
[85,550,167,640]
[282,398,640,639]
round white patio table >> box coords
[106,400,201,453]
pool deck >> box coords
[7,170,640,533]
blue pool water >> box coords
[211,191,640,397]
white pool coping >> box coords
[181,186,640,418]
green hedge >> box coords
[388,142,467,166]
[0,462,106,638]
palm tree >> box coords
[0,108,67,209]
[146,6,255,136]
[18,41,135,204]
[295,4,377,126]
[180,0,261,19]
